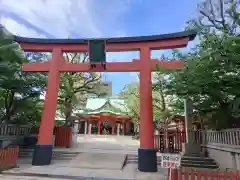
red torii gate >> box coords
[15,31,195,172]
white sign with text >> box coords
[160,153,181,169]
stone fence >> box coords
[203,128,240,146]
[201,128,240,170]
[0,124,31,137]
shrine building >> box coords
[76,97,133,135]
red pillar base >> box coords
[32,144,53,166]
[138,148,157,172]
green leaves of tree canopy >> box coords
[58,52,103,126]
[0,28,47,126]
[162,0,240,129]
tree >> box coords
[186,0,239,36]
[0,28,47,125]
[58,52,102,126]
[153,71,176,122]
[120,83,140,125]
[165,35,240,129]
[119,73,176,131]
[162,0,240,129]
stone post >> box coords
[112,122,116,135]
[97,121,101,135]
[164,123,168,152]
[117,123,120,136]
[182,99,201,155]
[88,123,92,135]
[122,122,126,135]
[72,120,79,148]
[84,121,88,134]
[184,98,193,144]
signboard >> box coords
[160,153,181,169]
[88,39,106,63]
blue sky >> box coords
[0,0,199,94]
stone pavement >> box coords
[1,163,168,180]
[69,153,126,170]
[3,152,168,180]
[1,135,168,180]
[0,174,72,180]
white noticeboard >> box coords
[160,153,181,169]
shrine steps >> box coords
[126,154,161,165]
[125,154,218,169]
[19,148,78,160]
[181,155,218,169]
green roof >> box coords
[55,97,130,120]
[81,97,129,115]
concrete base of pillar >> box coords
[32,144,52,166]
[72,133,78,148]
[181,143,202,156]
[138,148,157,172]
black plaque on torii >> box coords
[88,39,107,70]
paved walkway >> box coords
[1,135,168,180]
[2,162,168,180]
[67,152,126,170]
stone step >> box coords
[20,148,78,153]
[126,159,162,165]
[19,149,78,160]
[19,152,77,157]
[22,153,76,157]
[19,155,76,160]
[127,154,162,161]
[181,155,218,169]
[181,156,215,162]
[126,154,218,169]
[181,163,218,169]
[183,153,205,157]
[181,159,216,165]
[19,150,78,154]
[126,154,162,166]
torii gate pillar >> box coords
[138,47,156,172]
[32,48,62,165]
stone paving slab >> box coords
[2,135,169,180]
[2,164,168,180]
[68,153,126,170]
[1,174,135,180]
[0,174,72,180]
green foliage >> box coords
[165,35,240,129]
[0,28,47,126]
[119,83,140,125]
[58,52,102,126]
[160,0,240,129]
[119,74,176,129]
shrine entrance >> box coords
[100,121,112,135]
[79,113,132,135]
[15,29,196,172]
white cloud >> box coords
[1,0,96,37]
[0,17,47,38]
[0,0,141,93]
[0,0,137,38]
